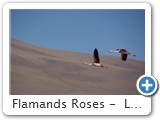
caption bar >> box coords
[3,95,151,115]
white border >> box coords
[3,3,151,115]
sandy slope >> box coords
[10,39,144,95]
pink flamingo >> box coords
[108,49,136,61]
[84,48,104,67]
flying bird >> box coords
[84,48,104,67]
[108,49,136,61]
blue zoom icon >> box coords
[137,75,158,96]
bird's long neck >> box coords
[108,50,119,53]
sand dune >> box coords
[10,39,145,95]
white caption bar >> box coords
[3,95,151,115]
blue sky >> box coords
[10,9,145,61]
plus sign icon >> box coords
[137,75,158,96]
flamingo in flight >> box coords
[84,48,104,67]
[108,49,136,61]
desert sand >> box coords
[10,39,144,95]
